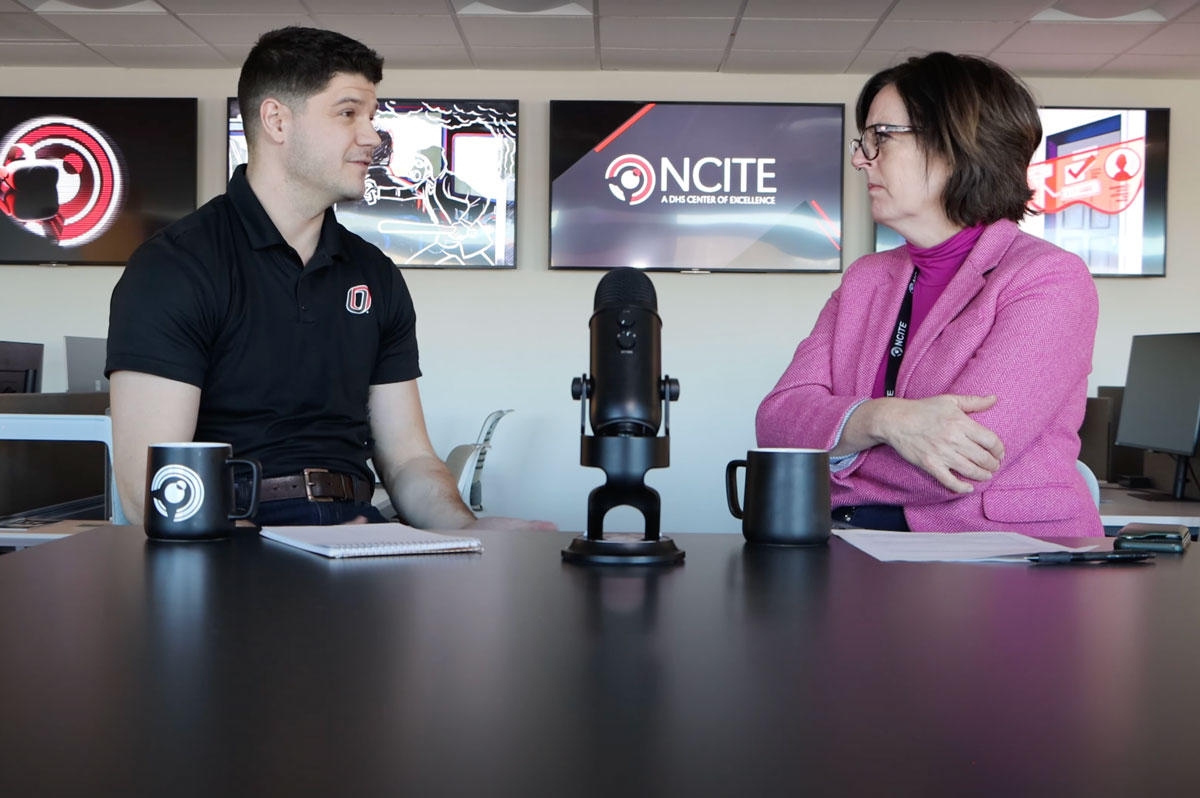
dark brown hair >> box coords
[855,52,1042,226]
[237,26,384,150]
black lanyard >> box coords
[884,268,919,397]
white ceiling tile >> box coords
[600,0,741,16]
[91,43,233,67]
[888,0,1052,22]
[178,14,317,45]
[988,51,1114,76]
[0,41,107,65]
[848,49,919,74]
[742,0,893,18]
[600,48,724,71]
[158,0,309,11]
[735,19,875,50]
[0,11,71,39]
[214,43,252,63]
[304,0,447,11]
[1100,52,1200,76]
[600,17,733,49]
[866,19,1022,51]
[310,14,461,46]
[1130,22,1200,54]
[723,48,857,73]
[471,45,595,69]
[40,12,206,45]
[459,16,593,47]
[373,42,472,69]
[996,22,1163,54]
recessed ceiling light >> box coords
[454,0,593,16]
[23,0,165,12]
[1033,1,1166,22]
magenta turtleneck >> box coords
[870,224,986,399]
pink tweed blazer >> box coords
[757,220,1103,537]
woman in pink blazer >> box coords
[757,53,1103,536]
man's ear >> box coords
[258,97,291,146]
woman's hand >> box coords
[850,394,1006,493]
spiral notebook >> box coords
[260,524,482,559]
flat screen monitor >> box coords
[228,98,518,269]
[875,107,1169,277]
[0,340,43,393]
[0,97,198,265]
[1115,332,1200,499]
[549,100,844,272]
[65,335,109,393]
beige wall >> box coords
[1,66,1197,533]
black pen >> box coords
[1027,550,1155,565]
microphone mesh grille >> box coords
[594,267,657,311]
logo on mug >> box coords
[149,464,206,522]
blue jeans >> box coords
[251,498,387,526]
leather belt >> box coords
[256,468,373,503]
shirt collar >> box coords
[226,164,347,265]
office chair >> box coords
[1076,460,1101,510]
[0,413,128,524]
[372,409,514,520]
[447,409,513,512]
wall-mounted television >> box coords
[228,98,518,269]
[549,101,844,273]
[875,107,1169,277]
[0,97,197,265]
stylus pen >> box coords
[1027,551,1155,565]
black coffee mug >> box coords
[145,443,260,541]
[726,448,831,546]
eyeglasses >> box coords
[849,124,921,161]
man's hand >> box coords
[871,394,1005,493]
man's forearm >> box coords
[382,453,477,530]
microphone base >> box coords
[561,533,685,566]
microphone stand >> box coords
[562,374,684,565]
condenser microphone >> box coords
[565,267,683,566]
[587,267,663,437]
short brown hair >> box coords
[855,52,1042,226]
[238,27,384,151]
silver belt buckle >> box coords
[303,468,334,502]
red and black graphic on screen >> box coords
[0,116,125,248]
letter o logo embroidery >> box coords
[346,285,372,315]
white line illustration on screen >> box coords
[149,465,206,522]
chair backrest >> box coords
[0,413,127,524]
[1076,459,1101,510]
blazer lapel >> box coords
[895,221,1019,396]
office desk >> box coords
[1100,485,1200,531]
[2,527,1198,797]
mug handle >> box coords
[227,458,261,520]
[726,459,747,519]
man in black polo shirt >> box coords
[106,27,549,531]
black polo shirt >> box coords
[106,165,421,481]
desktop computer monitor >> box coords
[65,336,109,393]
[1115,332,1200,499]
[0,341,43,393]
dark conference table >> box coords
[1,527,1198,797]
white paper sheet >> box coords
[833,529,1097,562]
